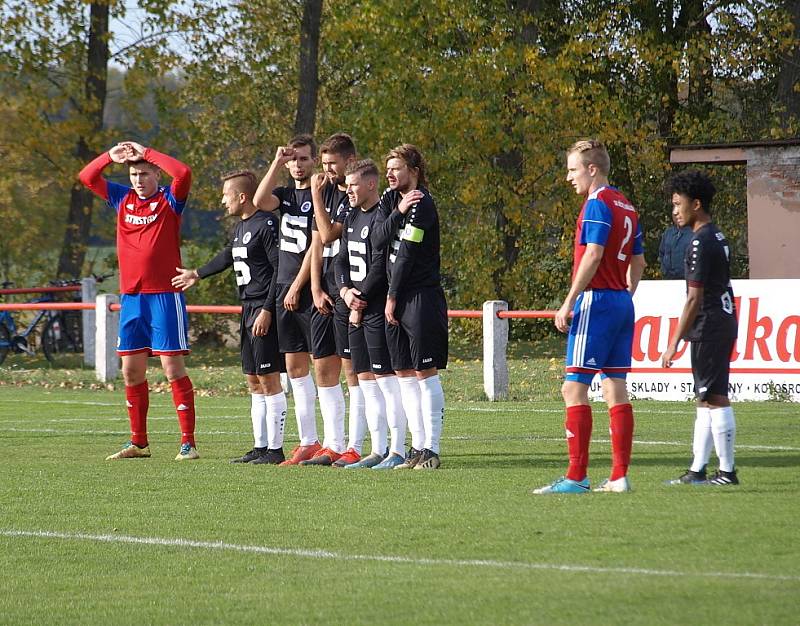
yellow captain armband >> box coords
[401,223,424,243]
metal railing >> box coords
[0,289,546,399]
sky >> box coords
[108,1,192,69]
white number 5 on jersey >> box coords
[280,215,309,253]
[232,246,251,286]
[348,240,368,281]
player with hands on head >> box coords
[172,170,288,465]
[533,139,645,494]
[79,140,199,461]
[252,135,326,465]
[661,170,739,486]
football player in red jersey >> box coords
[79,141,199,461]
[533,139,646,494]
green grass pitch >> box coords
[1,360,798,625]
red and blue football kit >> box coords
[562,185,643,483]
[79,147,197,450]
[79,149,192,356]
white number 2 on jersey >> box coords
[280,215,309,253]
[617,216,633,261]
[232,246,251,286]
[348,240,368,281]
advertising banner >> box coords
[588,279,800,402]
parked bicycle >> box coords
[0,274,112,366]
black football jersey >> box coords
[684,222,738,342]
[335,201,387,311]
[197,211,280,311]
[274,186,313,285]
[371,186,441,297]
[312,182,350,293]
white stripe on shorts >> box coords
[572,290,592,368]
[174,292,188,351]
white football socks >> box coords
[289,373,318,445]
[318,384,346,453]
[398,374,424,450]
[690,406,713,473]
[376,375,407,456]
[359,378,387,456]
[265,391,287,450]
[419,374,445,454]
[710,406,736,472]
[346,384,367,454]
[250,393,267,449]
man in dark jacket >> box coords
[659,213,693,279]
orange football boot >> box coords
[332,447,361,467]
[300,447,342,466]
[279,441,322,466]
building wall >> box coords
[746,147,800,279]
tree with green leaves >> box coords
[2,0,797,331]
[0,0,219,280]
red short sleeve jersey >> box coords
[573,186,643,291]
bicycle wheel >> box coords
[42,313,83,367]
[0,320,10,365]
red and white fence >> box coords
[3,279,799,401]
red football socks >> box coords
[565,404,593,481]
[171,375,196,446]
[609,403,634,480]
[125,381,149,448]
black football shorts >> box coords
[690,337,736,401]
[240,300,284,375]
[385,285,448,372]
[349,309,394,375]
[275,283,313,354]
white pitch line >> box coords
[10,400,216,410]
[1,427,798,451]
[467,407,692,415]
[0,418,253,436]
[0,415,243,424]
[0,401,729,416]
[22,400,121,406]
[19,400,185,408]
[1,529,797,583]
[503,437,800,453]
[467,406,800,416]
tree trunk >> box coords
[294,0,322,136]
[777,0,800,126]
[489,0,541,299]
[57,2,109,279]
[682,0,713,118]
[631,2,679,139]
